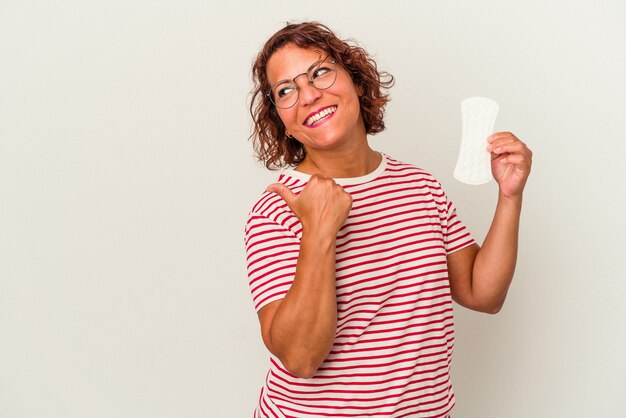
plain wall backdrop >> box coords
[1,0,625,417]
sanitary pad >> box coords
[454,96,499,185]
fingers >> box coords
[266,175,352,234]
[496,154,529,166]
[487,131,516,143]
[487,132,533,160]
[487,132,533,188]
[265,183,298,210]
[487,132,517,151]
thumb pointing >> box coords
[265,183,298,210]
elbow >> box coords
[267,326,336,379]
[479,297,505,315]
[279,346,330,379]
[282,358,321,379]
[483,303,503,315]
[456,295,505,315]
[462,295,505,314]
[290,366,318,380]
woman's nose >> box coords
[298,81,322,105]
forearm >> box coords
[471,192,522,311]
[448,131,531,313]
[268,230,338,377]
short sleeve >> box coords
[427,177,476,254]
[244,213,301,312]
[442,198,476,254]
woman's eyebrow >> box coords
[271,57,326,86]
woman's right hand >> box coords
[261,175,350,377]
[266,174,352,236]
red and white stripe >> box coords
[245,155,474,417]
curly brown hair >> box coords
[249,22,395,170]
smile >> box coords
[304,106,337,127]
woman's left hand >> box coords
[487,132,533,199]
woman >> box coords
[245,21,532,417]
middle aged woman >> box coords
[245,21,532,418]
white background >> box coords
[1,1,625,417]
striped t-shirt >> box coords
[244,154,475,418]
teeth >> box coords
[305,106,337,126]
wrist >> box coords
[496,192,523,216]
[301,226,337,247]
[498,191,523,205]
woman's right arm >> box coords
[258,175,352,379]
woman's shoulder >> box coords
[246,172,305,220]
[382,154,440,185]
[244,172,305,241]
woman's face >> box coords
[266,44,365,155]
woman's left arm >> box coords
[447,132,533,314]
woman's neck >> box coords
[296,146,381,179]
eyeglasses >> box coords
[267,56,338,109]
